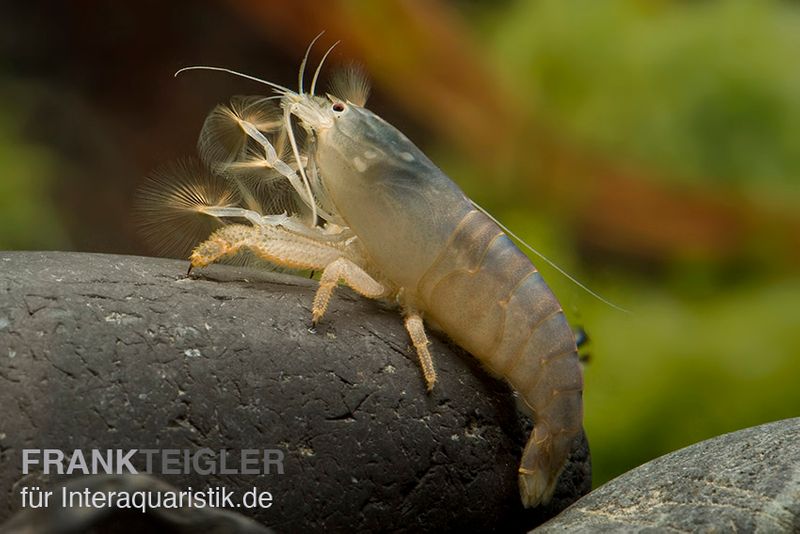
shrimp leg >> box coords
[190,225,388,326]
[403,312,436,390]
[190,224,341,271]
[312,258,387,324]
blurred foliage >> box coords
[578,278,800,485]
[0,0,798,490]
[480,0,800,486]
[0,94,69,250]
[492,0,800,207]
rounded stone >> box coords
[0,252,590,532]
[536,418,800,533]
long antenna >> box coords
[311,41,341,96]
[174,66,294,96]
[298,31,325,94]
[472,201,631,314]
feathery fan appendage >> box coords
[197,95,283,170]
[134,155,315,264]
[197,96,316,220]
[329,64,371,107]
[140,63,351,264]
[230,95,283,130]
[134,158,239,259]
[214,145,292,188]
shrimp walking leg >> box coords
[190,224,342,271]
[312,258,386,325]
[403,312,436,390]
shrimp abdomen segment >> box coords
[417,209,583,507]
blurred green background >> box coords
[1,0,798,487]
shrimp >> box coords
[138,44,583,508]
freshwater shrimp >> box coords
[137,41,583,508]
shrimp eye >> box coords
[332,102,345,112]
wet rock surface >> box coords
[0,252,590,533]
[535,418,800,533]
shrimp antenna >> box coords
[174,66,295,96]
[472,201,632,314]
[310,40,340,96]
[298,31,326,94]
[173,65,295,95]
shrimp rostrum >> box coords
[136,46,583,508]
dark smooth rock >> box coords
[0,252,590,533]
[535,418,800,533]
